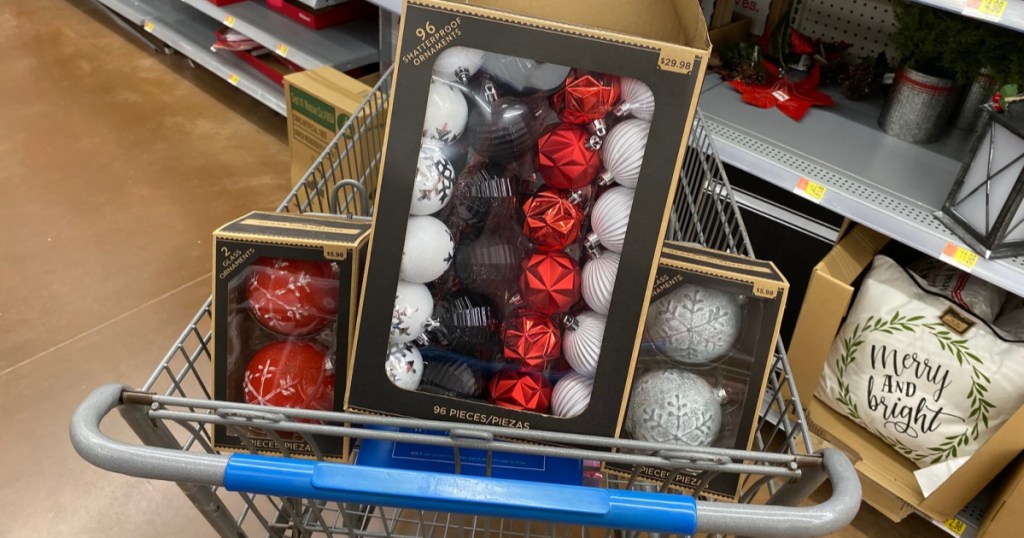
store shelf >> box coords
[908,0,1024,34]
[179,0,378,70]
[94,0,148,24]
[364,0,401,13]
[699,78,1024,298]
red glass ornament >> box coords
[536,124,602,190]
[553,72,621,124]
[503,311,561,369]
[246,258,339,337]
[489,369,552,412]
[519,251,582,314]
[243,340,335,415]
[522,189,585,251]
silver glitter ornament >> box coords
[643,284,741,365]
[386,343,424,390]
[625,369,723,446]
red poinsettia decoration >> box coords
[727,62,834,121]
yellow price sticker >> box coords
[275,43,289,57]
[963,0,1007,21]
[943,517,967,536]
[224,15,236,27]
[143,21,155,33]
[941,242,980,273]
[228,73,240,86]
[793,177,827,203]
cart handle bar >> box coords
[71,385,861,537]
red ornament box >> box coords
[345,0,711,441]
[212,211,370,460]
[266,0,377,30]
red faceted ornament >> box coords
[537,124,602,190]
[522,189,585,250]
[553,72,621,125]
[243,340,335,415]
[489,369,553,413]
[246,258,339,337]
[519,251,582,314]
[503,311,561,369]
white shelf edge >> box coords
[908,0,1024,34]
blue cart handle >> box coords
[225,454,697,534]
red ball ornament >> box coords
[519,251,582,314]
[503,311,561,369]
[246,258,339,337]
[522,189,585,251]
[243,340,335,415]
[536,124,602,190]
[489,369,552,413]
[553,72,621,125]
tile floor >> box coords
[0,1,946,536]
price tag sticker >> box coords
[657,48,697,74]
[943,517,967,536]
[963,0,1007,21]
[275,43,290,57]
[772,90,790,102]
[793,177,826,203]
[229,73,240,86]
[143,20,155,33]
[941,242,980,273]
[224,15,236,27]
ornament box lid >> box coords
[215,211,371,257]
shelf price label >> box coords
[275,43,290,58]
[228,73,240,86]
[223,15,236,27]
[941,242,980,273]
[143,20,155,33]
[793,177,826,203]
[963,0,1007,21]
[943,516,967,536]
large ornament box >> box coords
[607,241,789,501]
[212,211,370,460]
[345,0,711,439]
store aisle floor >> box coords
[0,1,944,536]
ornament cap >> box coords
[562,313,580,330]
[596,169,615,187]
[567,189,585,205]
[612,102,631,117]
[714,386,729,404]
[584,134,603,151]
[584,231,601,256]
[589,119,607,138]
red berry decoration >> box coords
[522,189,585,250]
[519,251,582,314]
[246,258,339,337]
[243,340,335,415]
[553,71,621,125]
[503,311,561,369]
[489,368,552,413]
[536,124,602,190]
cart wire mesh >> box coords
[131,67,819,538]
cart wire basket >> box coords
[72,67,861,538]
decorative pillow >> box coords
[817,256,1024,468]
[909,257,1006,323]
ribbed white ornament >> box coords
[390,280,434,344]
[562,311,606,377]
[614,78,656,121]
[432,47,484,83]
[400,216,454,283]
[552,372,594,418]
[586,187,634,254]
[581,250,619,315]
[598,119,650,188]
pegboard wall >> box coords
[790,0,900,60]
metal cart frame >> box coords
[71,68,861,538]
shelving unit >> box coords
[908,0,1024,32]
[699,77,1024,298]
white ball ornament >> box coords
[422,80,468,145]
[581,250,619,316]
[386,343,424,390]
[410,144,456,216]
[625,369,723,447]
[598,119,650,189]
[432,47,485,83]
[644,284,742,365]
[614,78,656,121]
[390,280,434,344]
[552,372,594,418]
[586,187,634,254]
[400,216,454,283]
[562,311,606,378]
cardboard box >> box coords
[789,224,1024,521]
[284,67,376,214]
[979,455,1024,537]
[346,0,711,439]
[709,14,752,49]
[701,0,736,29]
[212,211,370,460]
[733,0,790,37]
[607,241,789,500]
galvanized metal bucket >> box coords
[879,66,960,144]
[954,69,997,132]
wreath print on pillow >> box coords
[817,256,1024,468]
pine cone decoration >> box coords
[737,63,769,86]
[841,61,875,101]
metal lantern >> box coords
[939,106,1024,259]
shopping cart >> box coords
[71,68,861,538]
